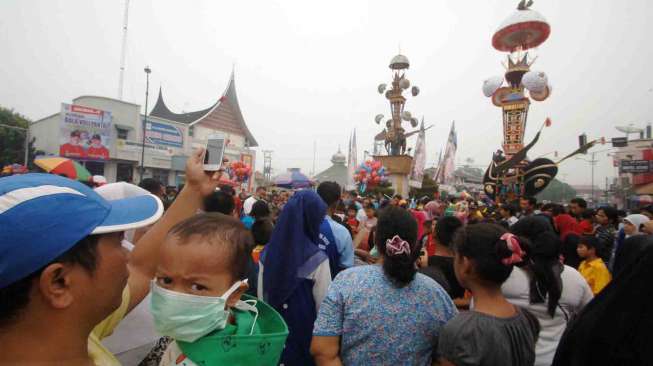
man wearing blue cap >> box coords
[0,148,221,366]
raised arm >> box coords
[126,147,222,311]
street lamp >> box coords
[140,66,151,183]
[575,147,614,206]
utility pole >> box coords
[263,150,273,183]
[591,152,598,205]
[117,0,130,100]
[140,66,151,182]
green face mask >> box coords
[150,279,246,343]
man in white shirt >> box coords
[243,186,266,215]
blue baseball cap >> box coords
[0,173,164,288]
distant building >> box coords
[314,148,348,188]
[30,71,257,187]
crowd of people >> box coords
[1,152,652,365]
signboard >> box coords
[611,137,628,147]
[144,119,184,148]
[59,103,112,160]
[620,160,652,174]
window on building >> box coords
[117,128,129,140]
[117,163,134,183]
[84,161,105,176]
[188,125,194,137]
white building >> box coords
[30,72,257,187]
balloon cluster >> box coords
[228,161,252,183]
[354,160,388,193]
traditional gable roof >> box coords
[149,72,258,147]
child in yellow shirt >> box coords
[577,236,611,294]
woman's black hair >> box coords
[250,200,270,220]
[375,206,419,287]
[511,216,563,317]
[251,218,274,246]
[580,209,595,220]
[597,206,618,229]
[500,204,517,216]
[453,223,523,285]
[203,190,235,215]
[435,216,463,248]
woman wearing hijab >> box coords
[610,214,650,272]
[258,190,331,366]
[552,236,653,365]
[503,216,593,366]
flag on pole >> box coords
[409,119,427,188]
[437,121,457,185]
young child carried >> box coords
[151,213,288,366]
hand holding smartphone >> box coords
[203,133,226,171]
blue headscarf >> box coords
[262,190,327,308]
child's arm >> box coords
[127,148,222,312]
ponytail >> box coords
[376,206,419,287]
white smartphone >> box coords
[203,133,226,171]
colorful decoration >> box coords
[34,157,91,182]
[1,164,28,176]
[480,1,559,202]
[354,160,388,193]
[228,161,252,183]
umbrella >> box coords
[274,169,313,189]
[34,157,91,182]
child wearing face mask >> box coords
[150,213,288,366]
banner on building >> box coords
[409,121,426,188]
[144,119,184,148]
[59,103,112,161]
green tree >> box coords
[410,174,439,199]
[536,178,577,203]
[0,106,42,169]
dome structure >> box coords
[389,54,410,70]
[492,9,550,52]
[331,149,346,165]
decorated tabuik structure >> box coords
[374,54,422,156]
[481,0,558,202]
[371,53,425,197]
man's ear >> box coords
[226,282,249,308]
[38,263,75,309]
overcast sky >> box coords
[2,0,652,186]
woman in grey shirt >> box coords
[438,223,540,366]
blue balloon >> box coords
[378,167,386,175]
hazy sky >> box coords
[1,0,652,186]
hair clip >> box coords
[386,235,411,256]
[501,232,524,265]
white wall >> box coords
[30,113,60,155]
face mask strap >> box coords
[221,279,248,301]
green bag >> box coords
[178,295,288,366]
